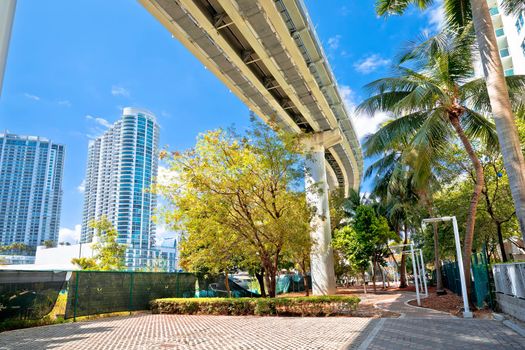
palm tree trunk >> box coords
[449,114,484,298]
[496,222,508,262]
[470,0,525,243]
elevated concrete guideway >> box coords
[139,0,363,295]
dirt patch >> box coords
[407,288,493,318]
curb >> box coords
[502,320,525,337]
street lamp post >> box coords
[422,216,473,318]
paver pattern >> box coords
[366,318,525,350]
[0,314,376,350]
[0,291,523,349]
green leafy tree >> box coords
[333,225,371,293]
[375,0,525,250]
[155,118,310,297]
[335,205,397,293]
[71,217,127,271]
[43,240,55,248]
[356,28,525,294]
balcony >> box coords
[489,7,499,16]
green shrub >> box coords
[151,296,360,317]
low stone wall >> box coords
[496,293,525,322]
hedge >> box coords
[151,296,360,317]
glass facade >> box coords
[0,133,64,249]
[81,108,160,270]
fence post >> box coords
[129,272,134,314]
[73,272,79,322]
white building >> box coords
[488,0,525,75]
[81,107,160,270]
[0,133,65,249]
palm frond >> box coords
[363,111,429,156]
[375,0,435,16]
[461,108,499,150]
[443,0,472,30]
[500,0,525,16]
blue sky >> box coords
[0,0,442,243]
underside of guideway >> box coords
[139,0,362,194]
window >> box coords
[517,13,525,33]
[495,28,505,37]
[489,7,499,16]
[500,48,510,57]
[504,68,514,76]
[522,40,525,56]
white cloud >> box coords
[426,2,445,32]
[58,224,81,244]
[340,84,390,139]
[86,115,111,128]
[111,85,130,97]
[353,54,391,74]
[24,93,40,101]
[58,100,72,107]
[77,179,86,193]
[340,6,350,16]
[157,165,179,187]
[327,35,342,50]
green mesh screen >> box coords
[65,271,197,319]
[276,274,311,294]
[0,270,68,320]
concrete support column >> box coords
[0,0,16,98]
[303,130,342,295]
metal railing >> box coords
[493,262,525,299]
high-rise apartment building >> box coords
[488,0,525,75]
[0,133,65,250]
[81,107,160,269]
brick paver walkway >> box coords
[0,314,377,350]
[373,292,454,318]
[0,292,523,349]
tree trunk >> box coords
[303,274,309,296]
[224,270,231,298]
[470,0,525,243]
[362,271,367,294]
[432,222,444,291]
[496,222,508,262]
[399,226,408,288]
[450,114,485,298]
[264,265,273,298]
[269,273,276,298]
[372,260,377,293]
[255,269,267,297]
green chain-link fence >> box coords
[64,271,197,319]
[0,270,68,320]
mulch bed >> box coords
[407,287,493,318]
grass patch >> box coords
[151,296,360,317]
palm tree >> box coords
[501,0,525,16]
[376,0,525,249]
[364,134,446,291]
[357,30,511,295]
